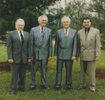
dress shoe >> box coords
[78,86,86,90]
[30,87,35,90]
[66,85,72,90]
[18,88,25,92]
[90,87,95,92]
[90,89,95,92]
[55,86,60,90]
[55,85,61,90]
[41,85,50,90]
[11,90,16,95]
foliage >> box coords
[0,0,60,35]
[65,1,91,31]
[88,0,105,33]
[47,8,65,39]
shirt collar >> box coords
[64,28,70,31]
[85,27,90,33]
[39,25,45,31]
[17,30,23,33]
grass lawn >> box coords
[0,45,105,100]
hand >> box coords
[28,59,31,63]
[71,56,76,60]
[31,56,33,61]
[8,59,14,63]
[76,57,79,61]
[95,57,100,61]
[48,56,52,61]
[54,56,57,60]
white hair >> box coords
[15,18,25,26]
[38,15,48,22]
[61,16,71,23]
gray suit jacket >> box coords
[77,27,101,61]
[30,26,52,60]
[54,28,77,60]
[7,30,31,63]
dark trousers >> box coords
[55,59,73,87]
[30,59,48,88]
[10,62,27,91]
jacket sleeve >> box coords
[48,30,52,57]
[72,31,77,56]
[27,32,31,59]
[54,31,58,56]
[29,29,34,57]
[7,32,13,59]
[96,30,101,57]
[76,31,80,57]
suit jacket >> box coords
[54,28,77,60]
[76,27,101,61]
[7,30,31,63]
[30,26,52,60]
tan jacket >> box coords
[77,27,101,61]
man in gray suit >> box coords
[54,16,77,90]
[76,17,101,92]
[7,18,31,95]
[30,15,52,90]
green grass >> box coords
[0,44,8,62]
[0,45,105,100]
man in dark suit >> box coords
[30,15,52,90]
[7,18,31,95]
[76,17,101,92]
[54,16,77,90]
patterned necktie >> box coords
[41,28,44,40]
[20,31,24,45]
[65,29,67,39]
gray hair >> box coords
[61,16,71,23]
[38,15,48,22]
[15,18,25,26]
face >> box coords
[83,19,91,29]
[62,18,70,29]
[39,16,47,27]
[16,21,24,31]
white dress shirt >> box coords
[39,26,45,32]
[64,28,70,36]
[17,30,24,41]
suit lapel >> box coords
[36,26,42,42]
[86,27,92,41]
[15,30,21,45]
[81,28,86,45]
[43,27,47,41]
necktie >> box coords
[20,31,24,45]
[85,29,88,40]
[41,28,44,40]
[65,29,67,39]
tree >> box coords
[0,0,60,35]
[64,1,91,30]
[46,8,65,39]
[88,0,105,33]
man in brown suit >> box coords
[76,17,101,92]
